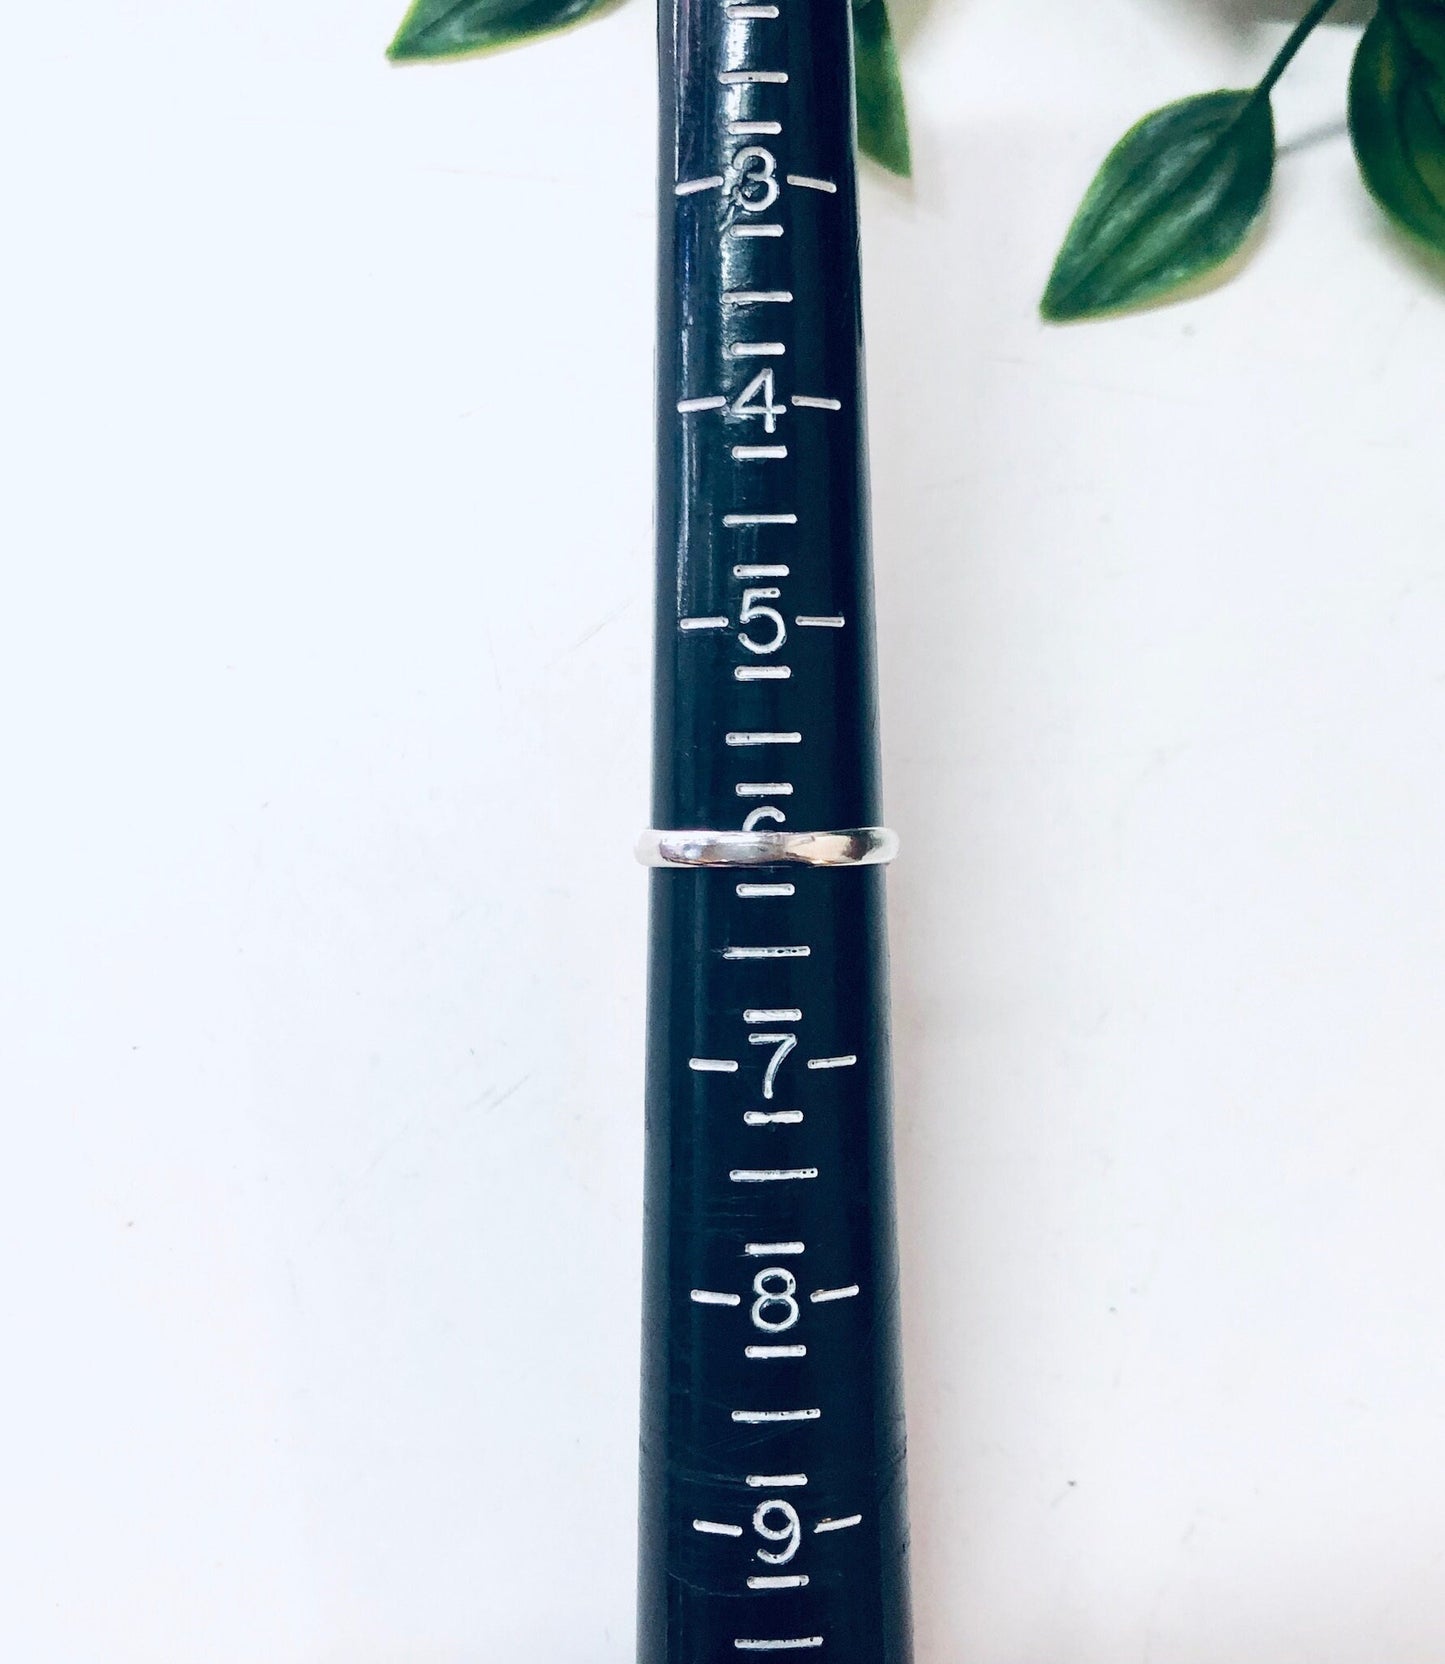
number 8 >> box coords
[751,1267,799,1331]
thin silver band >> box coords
[636,826,899,869]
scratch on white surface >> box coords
[560,596,638,658]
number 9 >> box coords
[753,1498,802,1564]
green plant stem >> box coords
[1256,0,1346,98]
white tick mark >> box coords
[724,512,796,526]
[690,1057,739,1072]
[745,1008,801,1022]
[731,342,786,357]
[723,946,810,960]
[729,1167,818,1183]
[790,395,842,410]
[729,120,783,136]
[726,3,780,14]
[810,1284,859,1303]
[733,564,789,577]
[678,394,729,412]
[680,616,730,631]
[719,69,788,82]
[746,1344,806,1358]
[746,1472,807,1486]
[725,290,794,305]
[733,1643,823,1654]
[736,882,795,898]
[732,445,789,461]
[726,731,801,745]
[691,1289,742,1305]
[746,1241,804,1255]
[735,782,793,796]
[675,175,725,195]
[814,1514,862,1533]
[730,222,784,238]
[694,1519,744,1537]
[745,1110,803,1125]
[786,175,836,193]
[735,665,791,681]
[748,1575,810,1590]
[731,1407,821,1422]
[807,1054,856,1070]
[795,615,844,628]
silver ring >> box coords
[636,826,899,869]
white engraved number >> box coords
[732,146,780,213]
[739,588,786,655]
[753,1032,796,1099]
[753,1499,803,1564]
[751,1267,800,1332]
[732,368,786,434]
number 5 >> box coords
[739,588,786,655]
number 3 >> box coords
[731,146,779,213]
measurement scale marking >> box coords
[731,342,786,357]
[796,615,844,628]
[737,882,795,897]
[729,1167,818,1182]
[723,946,811,960]
[749,1575,811,1590]
[735,782,792,796]
[734,564,789,577]
[725,290,794,304]
[732,445,789,461]
[725,2,780,14]
[691,1289,742,1305]
[731,1407,821,1422]
[746,1344,806,1357]
[735,666,791,680]
[814,1514,862,1534]
[681,616,729,630]
[724,512,796,526]
[730,222,784,237]
[810,1284,860,1303]
[791,395,842,410]
[729,120,783,135]
[807,1054,856,1070]
[726,732,801,745]
[678,394,728,412]
[786,174,837,193]
[690,1057,739,1072]
[746,1472,807,1486]
[719,69,788,82]
[675,175,725,194]
[745,1008,801,1022]
[734,1638,823,1651]
[745,1110,803,1125]
[694,1519,745,1537]
[746,1240,804,1255]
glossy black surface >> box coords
[639,0,911,1659]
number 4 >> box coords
[732,368,785,433]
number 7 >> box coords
[748,1032,796,1100]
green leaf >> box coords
[852,0,911,178]
[1041,89,1275,322]
[388,0,615,61]
[1349,0,1445,253]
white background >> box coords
[4,0,1445,1658]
